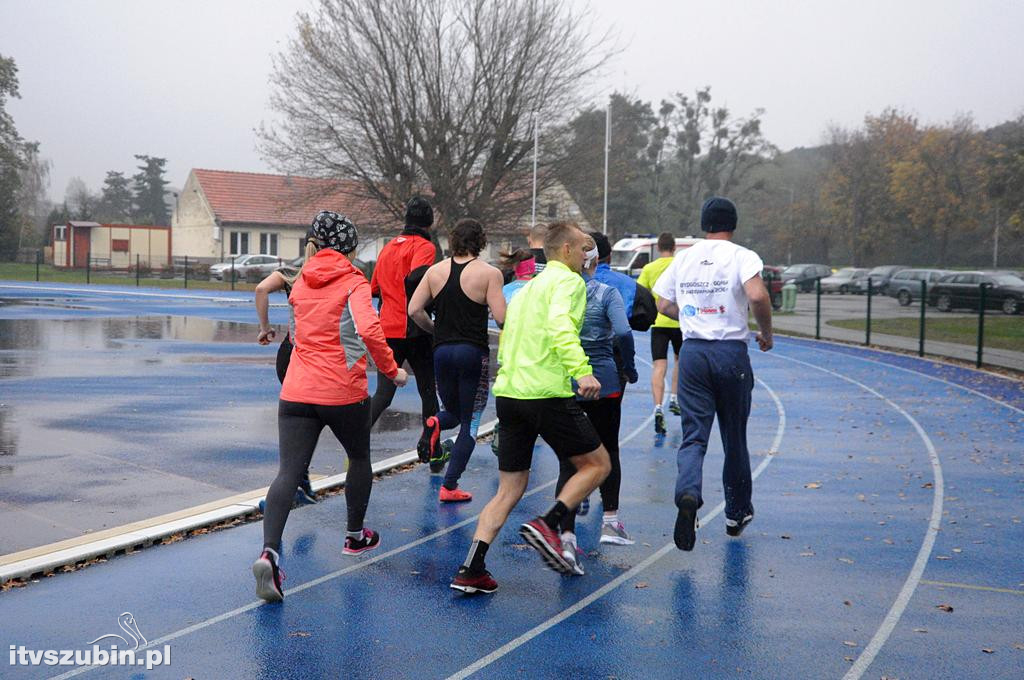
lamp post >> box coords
[531,112,539,231]
[779,186,795,265]
[602,99,611,235]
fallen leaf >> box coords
[844,656,854,663]
[982,648,994,654]
[843,641,858,647]
[288,631,311,638]
[800,551,815,557]
[635,582,649,589]
[922,482,934,488]
[1013,643,1024,650]
[856,494,866,502]
[780,534,791,539]
[936,556,951,561]
[883,538,895,545]
[804,482,822,489]
[936,604,954,613]
[913,628,928,633]
[838,557,855,564]
[952,548,962,553]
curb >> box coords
[0,420,497,585]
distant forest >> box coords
[559,94,1024,269]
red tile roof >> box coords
[191,169,397,230]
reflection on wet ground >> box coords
[0,288,498,555]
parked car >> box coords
[856,265,907,295]
[209,254,284,281]
[781,264,832,292]
[820,267,869,294]
[886,268,949,306]
[762,266,784,310]
[929,272,1024,314]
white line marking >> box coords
[48,411,657,679]
[445,378,786,680]
[0,282,253,304]
[791,341,1024,416]
[769,352,944,680]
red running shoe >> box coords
[417,416,440,464]
[439,486,472,503]
[252,550,286,602]
[518,518,571,573]
[450,567,498,594]
[343,528,381,555]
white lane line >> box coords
[792,341,1024,416]
[0,283,253,304]
[445,378,786,680]
[769,353,944,680]
[49,410,657,680]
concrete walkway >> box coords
[773,292,1024,372]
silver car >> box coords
[210,254,284,281]
[887,268,949,306]
[820,267,869,294]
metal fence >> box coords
[776,279,1023,371]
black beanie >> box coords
[405,196,434,228]
[700,197,738,233]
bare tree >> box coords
[259,0,612,238]
[662,87,776,230]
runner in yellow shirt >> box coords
[637,232,682,435]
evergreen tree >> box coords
[0,54,25,259]
[98,171,134,221]
[131,155,169,225]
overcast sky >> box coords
[2,0,1023,202]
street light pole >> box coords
[780,186,794,265]
[603,101,611,235]
[531,112,539,231]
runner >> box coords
[651,197,773,551]
[528,223,548,275]
[252,211,409,602]
[407,218,507,502]
[254,227,317,506]
[637,232,683,434]
[450,221,611,594]
[554,233,638,576]
[369,196,440,461]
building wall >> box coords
[86,226,171,269]
[171,172,220,259]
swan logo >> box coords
[8,612,171,670]
[89,612,147,650]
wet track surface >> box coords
[1,282,1022,679]
[0,283,495,553]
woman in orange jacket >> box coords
[252,211,408,603]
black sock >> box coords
[542,501,569,530]
[462,540,489,572]
[442,482,457,491]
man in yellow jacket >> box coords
[450,221,611,594]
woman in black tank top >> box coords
[407,219,506,503]
[432,258,490,350]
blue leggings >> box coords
[433,343,490,489]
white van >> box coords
[610,235,703,277]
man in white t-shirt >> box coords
[652,196,773,551]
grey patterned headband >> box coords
[311,211,358,254]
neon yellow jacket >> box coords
[637,256,680,329]
[493,261,593,399]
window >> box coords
[633,253,650,268]
[54,226,66,242]
[546,203,558,218]
[230,231,249,255]
[112,239,130,253]
[260,233,278,256]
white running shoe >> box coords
[600,521,635,545]
[561,534,585,576]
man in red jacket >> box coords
[370,196,440,462]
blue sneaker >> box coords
[295,474,317,505]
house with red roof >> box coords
[171,168,589,263]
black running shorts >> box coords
[495,396,602,472]
[650,327,683,361]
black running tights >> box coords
[263,399,372,552]
[555,394,623,533]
